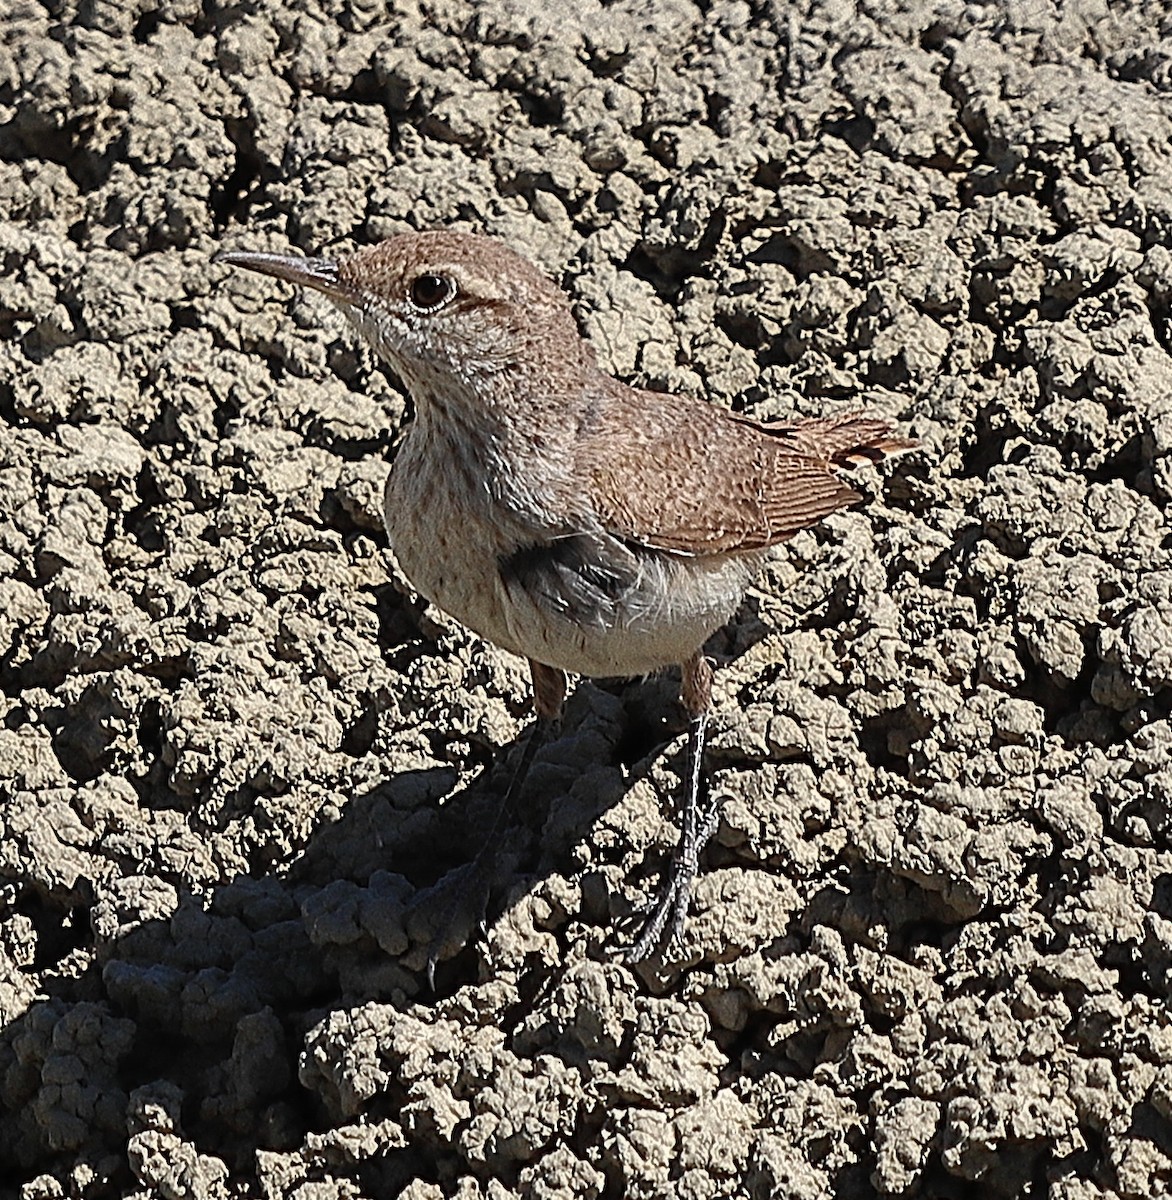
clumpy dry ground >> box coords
[2,0,1172,1196]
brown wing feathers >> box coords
[586,398,910,557]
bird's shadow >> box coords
[0,592,893,1182]
[0,679,652,1179]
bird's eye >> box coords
[409,273,456,311]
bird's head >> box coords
[216,231,592,404]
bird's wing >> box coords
[581,389,912,556]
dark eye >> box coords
[409,273,456,311]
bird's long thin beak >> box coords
[213,250,359,305]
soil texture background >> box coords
[2,0,1172,1196]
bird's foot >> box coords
[619,858,695,962]
[619,787,722,963]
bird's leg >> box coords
[424,659,566,985]
[623,650,718,962]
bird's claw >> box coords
[617,858,694,963]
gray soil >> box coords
[2,0,1172,1196]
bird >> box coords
[216,230,912,971]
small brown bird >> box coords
[217,231,911,968]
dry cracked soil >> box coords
[2,0,1172,1197]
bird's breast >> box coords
[383,423,513,630]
